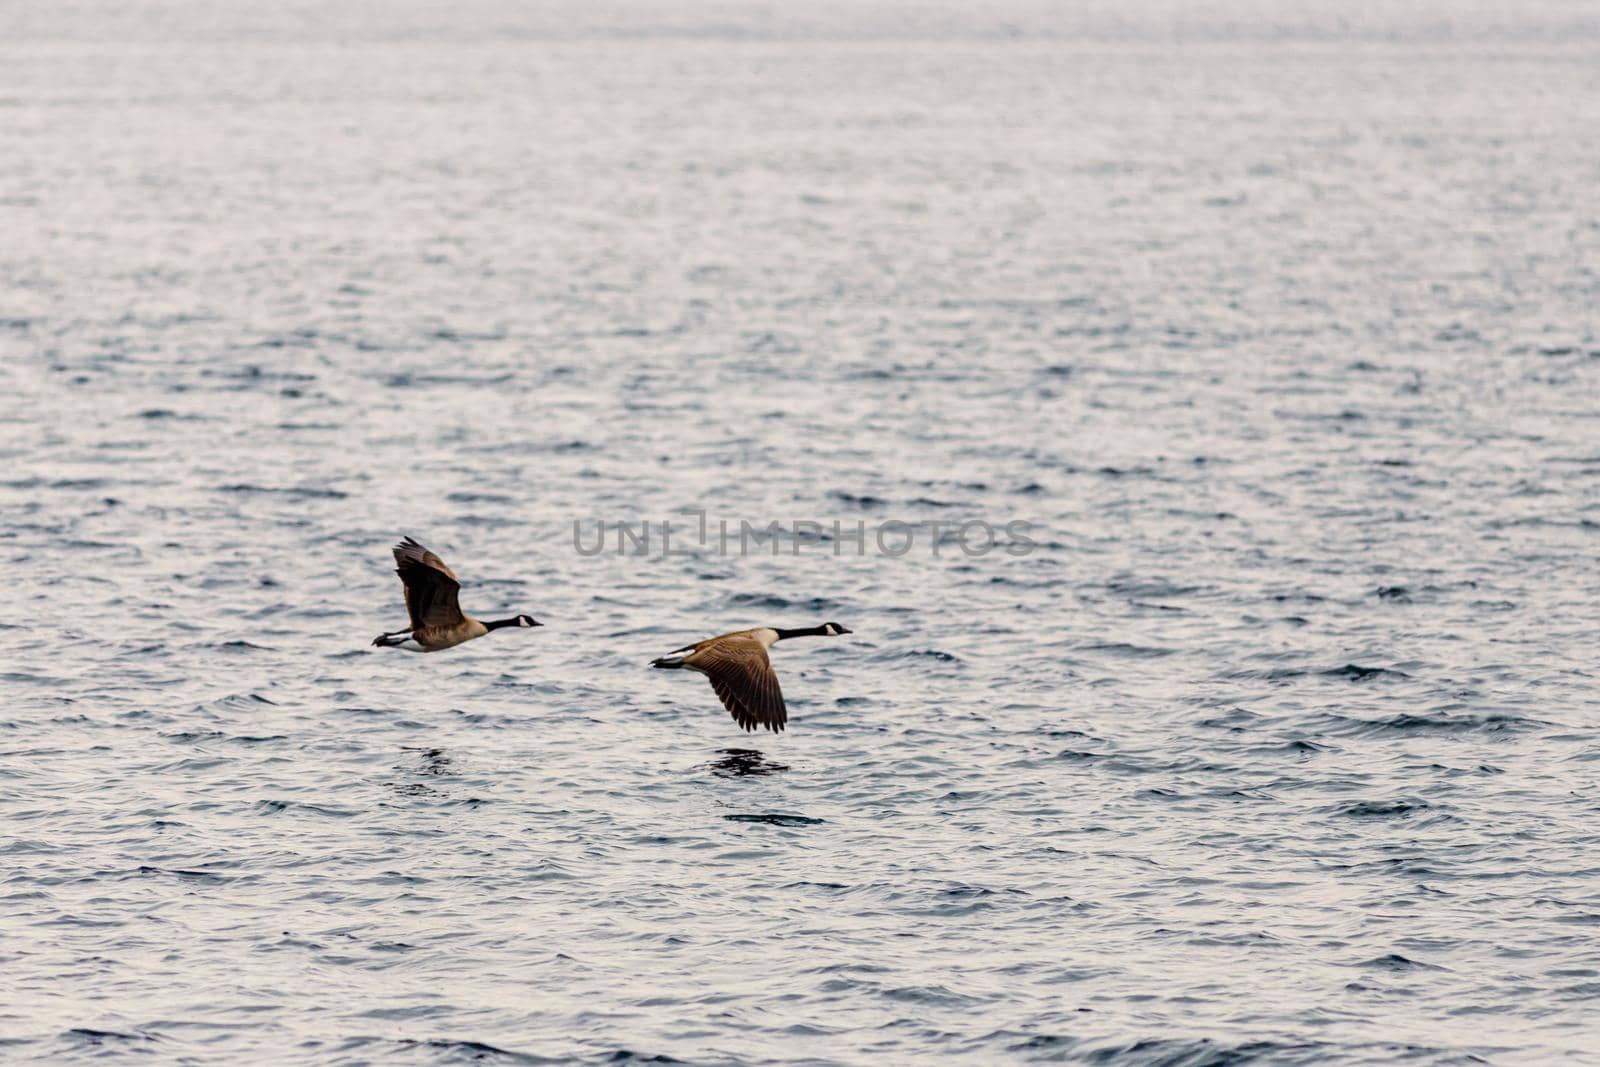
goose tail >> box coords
[651,653,689,669]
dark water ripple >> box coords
[4,4,1600,1065]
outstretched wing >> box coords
[692,635,787,733]
[392,536,466,630]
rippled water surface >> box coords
[5,5,1600,1064]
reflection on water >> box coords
[705,748,790,778]
[401,746,454,776]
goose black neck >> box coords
[484,617,522,631]
[773,625,829,641]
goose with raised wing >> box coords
[372,536,540,652]
[650,623,851,732]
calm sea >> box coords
[3,3,1600,1063]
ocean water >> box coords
[4,4,1600,1064]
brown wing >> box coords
[391,537,466,630]
[690,635,787,733]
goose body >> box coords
[372,536,540,652]
[651,622,851,732]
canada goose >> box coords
[650,623,851,732]
[372,536,541,652]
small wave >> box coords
[1337,799,1435,819]
[724,813,824,826]
[1106,576,1206,599]
[216,483,348,500]
[136,865,230,883]
[1077,1035,1325,1065]
[880,983,981,1006]
[1321,664,1411,682]
[0,476,111,490]
[64,1028,158,1045]
[392,1037,548,1062]
[1328,711,1540,737]
[164,729,225,743]
[136,408,204,420]
[1075,642,1175,658]
[603,1050,684,1064]
[255,799,355,818]
[829,490,888,508]
[1357,953,1445,971]
[446,491,515,504]
[202,364,317,382]
[717,592,845,613]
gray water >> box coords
[5,4,1600,1064]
